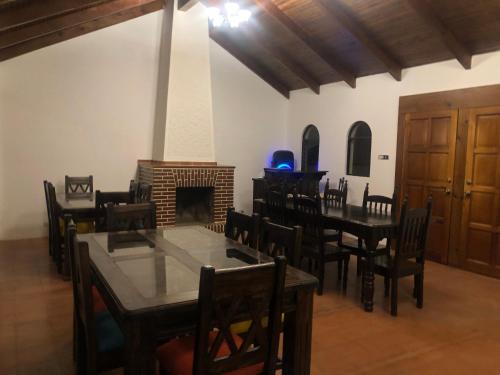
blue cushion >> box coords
[95,311,124,353]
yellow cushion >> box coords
[230,314,284,335]
[58,218,94,235]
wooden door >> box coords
[460,107,500,278]
[401,110,458,263]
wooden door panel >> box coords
[427,152,448,183]
[429,117,451,146]
[402,110,458,264]
[475,115,499,147]
[406,184,424,207]
[473,155,496,186]
[466,229,492,265]
[461,106,500,278]
[406,152,426,181]
[469,192,495,225]
[408,118,428,147]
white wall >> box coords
[163,2,216,162]
[286,51,500,205]
[210,41,288,214]
[0,12,163,239]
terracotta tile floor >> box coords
[1,238,500,374]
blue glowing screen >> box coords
[276,163,293,170]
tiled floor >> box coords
[1,238,500,374]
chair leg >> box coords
[390,277,398,316]
[384,276,390,297]
[337,261,342,281]
[342,256,350,292]
[416,273,424,309]
[360,264,365,303]
[317,260,325,296]
[413,274,417,298]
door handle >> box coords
[464,191,471,198]
[445,188,451,195]
[466,179,472,185]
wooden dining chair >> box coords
[361,197,432,316]
[352,183,397,276]
[156,256,287,375]
[47,182,65,272]
[94,190,133,232]
[106,202,157,232]
[265,188,287,226]
[225,207,260,249]
[129,180,139,202]
[71,231,124,373]
[323,178,347,208]
[295,177,319,198]
[66,220,108,360]
[65,175,93,198]
[322,179,348,243]
[136,182,152,203]
[43,180,54,258]
[259,217,302,267]
[293,195,350,295]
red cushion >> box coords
[92,286,107,313]
[156,331,264,375]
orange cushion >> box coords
[92,286,107,313]
[156,331,263,375]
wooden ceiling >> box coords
[2,0,500,99]
[201,0,500,97]
[0,0,163,62]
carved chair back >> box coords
[136,183,152,203]
[65,175,93,198]
[259,218,302,267]
[70,229,99,371]
[324,178,347,208]
[193,256,286,375]
[293,195,323,244]
[225,208,260,249]
[295,178,319,198]
[362,183,397,215]
[265,189,287,226]
[395,197,432,263]
[106,202,157,232]
[95,191,132,232]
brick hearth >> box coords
[137,160,234,231]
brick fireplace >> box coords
[137,160,234,232]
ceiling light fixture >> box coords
[207,2,251,28]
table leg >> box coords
[124,318,156,375]
[362,237,378,312]
[62,214,71,280]
[283,287,314,375]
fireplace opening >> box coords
[176,187,214,225]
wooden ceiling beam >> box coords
[0,0,164,62]
[210,27,290,98]
[253,0,356,88]
[314,0,402,81]
[240,23,320,94]
[406,0,471,69]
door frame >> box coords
[395,84,500,267]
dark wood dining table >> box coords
[254,198,398,312]
[78,226,317,375]
[321,204,398,312]
[56,192,96,220]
